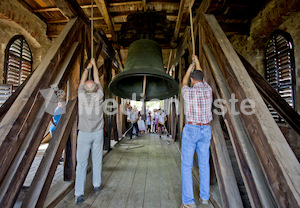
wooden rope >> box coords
[89,0,94,80]
[189,4,195,56]
[142,75,147,98]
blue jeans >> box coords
[75,129,104,196]
[129,122,138,139]
[181,124,212,204]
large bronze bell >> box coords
[109,39,178,100]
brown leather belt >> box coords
[187,121,210,126]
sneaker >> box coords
[199,198,209,205]
[93,187,100,192]
[75,195,84,204]
[180,204,196,208]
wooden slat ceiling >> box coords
[19,0,269,44]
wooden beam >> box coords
[203,13,300,207]
[80,3,97,9]
[59,0,122,69]
[238,53,300,135]
[0,41,82,208]
[173,0,195,41]
[89,16,104,20]
[210,113,243,208]
[64,115,77,181]
[64,0,90,25]
[173,0,186,41]
[47,19,69,24]
[142,0,147,11]
[21,100,78,208]
[109,1,142,7]
[33,7,60,12]
[0,17,83,186]
[94,0,118,43]
[203,43,276,207]
[0,74,32,122]
[51,0,79,19]
[94,29,121,70]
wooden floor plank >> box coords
[143,137,161,208]
[125,137,149,208]
[107,139,144,208]
[91,150,129,208]
[54,143,126,208]
[53,134,212,208]
[156,138,179,208]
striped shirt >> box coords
[181,81,213,124]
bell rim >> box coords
[108,71,179,101]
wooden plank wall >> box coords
[0,17,83,185]
[201,14,300,207]
[171,3,300,207]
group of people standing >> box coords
[50,54,213,207]
[146,108,167,138]
[126,105,168,139]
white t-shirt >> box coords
[128,111,139,123]
[146,114,152,125]
[157,113,166,124]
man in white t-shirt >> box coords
[128,107,139,139]
[75,58,104,204]
[157,109,167,138]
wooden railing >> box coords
[0,13,121,207]
[171,6,300,207]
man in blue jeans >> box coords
[181,55,213,208]
[75,58,104,204]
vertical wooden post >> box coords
[63,33,81,181]
[116,97,123,138]
[112,114,118,141]
[103,58,112,151]
[64,117,77,181]
[178,57,185,146]
[171,102,177,141]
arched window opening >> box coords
[265,31,296,122]
[4,35,32,91]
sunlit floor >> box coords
[54,134,215,208]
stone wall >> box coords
[230,0,300,113]
[0,0,51,83]
[229,0,300,158]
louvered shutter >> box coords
[0,84,13,107]
[5,36,32,91]
[265,32,296,122]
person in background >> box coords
[49,100,66,137]
[180,55,213,208]
[125,103,131,130]
[157,109,167,138]
[75,58,104,204]
[128,106,139,139]
[49,100,66,163]
[154,109,158,133]
[146,111,152,133]
[137,111,146,135]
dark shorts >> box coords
[158,123,163,129]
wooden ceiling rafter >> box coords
[80,3,98,9]
[33,7,60,12]
[16,0,47,22]
[143,0,147,11]
[50,0,80,19]
[89,16,105,20]
[47,19,69,23]
[108,1,143,7]
[94,0,118,43]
